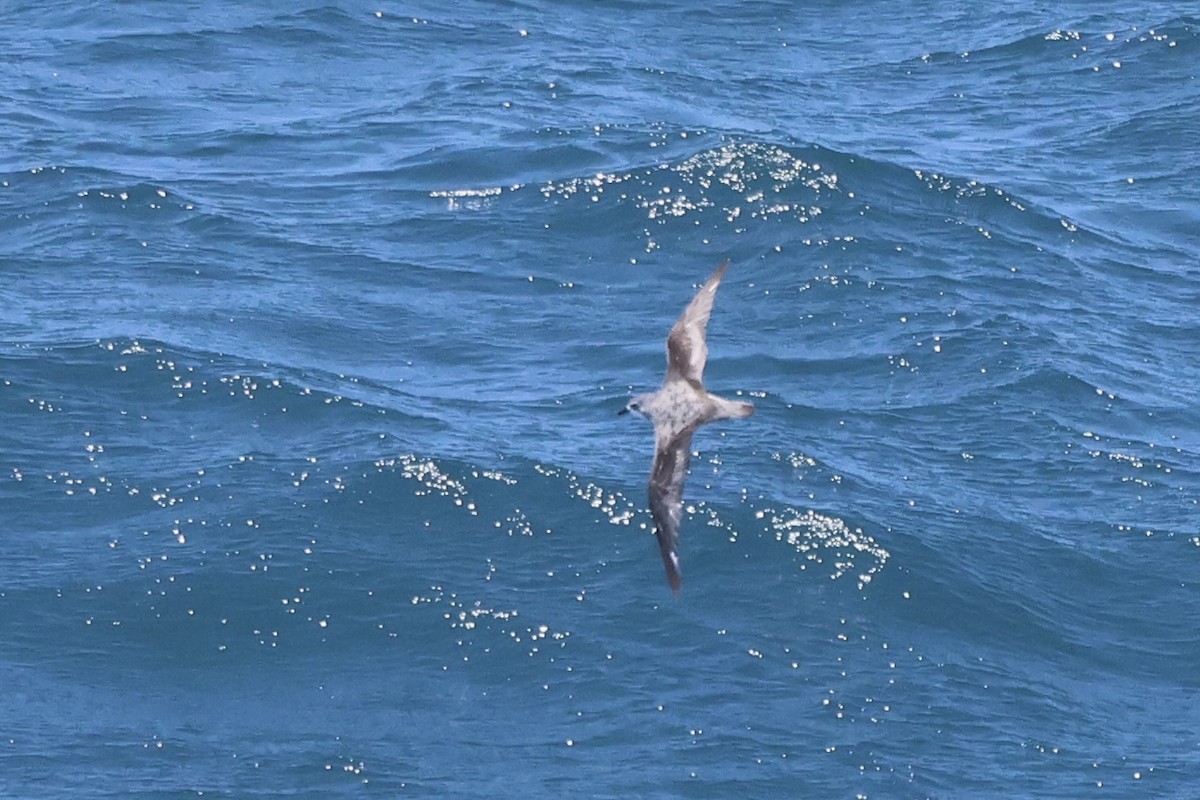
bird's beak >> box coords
[617,407,630,415]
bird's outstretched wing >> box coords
[665,259,730,385]
[649,427,696,596]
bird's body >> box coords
[622,259,753,595]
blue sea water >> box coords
[2,1,1199,796]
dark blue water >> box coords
[3,2,1199,797]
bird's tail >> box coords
[712,395,755,420]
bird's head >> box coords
[619,393,651,417]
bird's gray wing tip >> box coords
[654,518,684,596]
[665,550,682,597]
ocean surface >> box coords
[3,2,1199,797]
